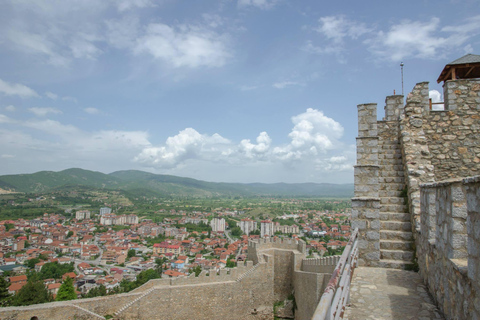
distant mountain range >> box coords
[0,168,353,198]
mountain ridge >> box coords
[0,168,353,198]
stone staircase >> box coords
[114,287,156,317]
[377,134,414,269]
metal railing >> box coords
[311,228,359,320]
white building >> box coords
[76,210,91,220]
[100,214,138,226]
[100,207,112,215]
[260,220,274,238]
[273,223,300,235]
[210,218,226,232]
[239,218,257,236]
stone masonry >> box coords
[0,237,342,320]
[354,74,480,319]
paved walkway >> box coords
[344,267,444,320]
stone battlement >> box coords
[354,73,480,319]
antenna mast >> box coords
[400,62,404,96]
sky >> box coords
[0,0,479,184]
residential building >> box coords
[260,220,274,237]
[210,218,225,233]
[239,218,257,236]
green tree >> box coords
[127,249,136,260]
[24,258,40,269]
[230,226,242,237]
[56,277,76,301]
[66,231,74,239]
[12,280,53,306]
[84,284,107,298]
[226,259,236,268]
[190,266,202,277]
[0,276,12,306]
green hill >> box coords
[0,168,353,198]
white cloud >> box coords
[429,90,444,111]
[69,36,102,60]
[135,128,231,168]
[6,29,70,67]
[24,119,77,136]
[105,17,140,49]
[1,154,15,159]
[84,107,100,114]
[62,96,78,103]
[0,114,14,123]
[239,132,272,159]
[5,105,16,112]
[134,23,231,68]
[116,0,154,12]
[315,16,371,44]
[45,91,58,100]
[272,81,303,89]
[288,108,343,150]
[28,107,63,117]
[369,18,446,61]
[238,0,278,10]
[368,16,480,61]
[0,79,39,98]
[240,85,259,91]
[315,155,353,172]
[307,15,480,63]
[134,108,348,173]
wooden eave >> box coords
[437,62,480,83]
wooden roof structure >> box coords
[437,54,480,83]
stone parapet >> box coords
[384,95,404,121]
[418,177,479,320]
[355,137,379,165]
[351,197,380,266]
[357,103,378,137]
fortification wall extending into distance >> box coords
[0,236,340,320]
[354,76,480,320]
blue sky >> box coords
[0,0,479,184]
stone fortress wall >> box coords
[353,76,480,319]
[0,237,340,320]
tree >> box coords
[56,277,76,301]
[24,257,40,269]
[84,284,106,298]
[190,266,202,277]
[0,276,11,307]
[226,259,236,268]
[12,280,53,306]
[127,249,136,260]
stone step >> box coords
[375,259,415,270]
[379,190,404,198]
[379,162,403,167]
[379,177,404,184]
[379,170,404,177]
[380,230,413,241]
[380,240,414,251]
[380,197,404,204]
[380,204,407,212]
[380,249,414,261]
[381,220,412,231]
[379,146,401,152]
[380,212,411,222]
[379,183,405,192]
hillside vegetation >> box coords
[0,168,353,198]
